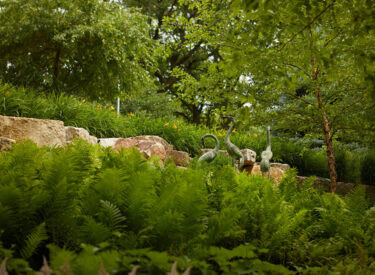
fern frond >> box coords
[79,217,111,245]
[98,200,126,232]
[20,222,48,259]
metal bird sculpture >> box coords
[198,134,220,163]
[260,126,273,179]
[222,116,244,170]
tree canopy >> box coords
[0,0,374,189]
[0,0,156,99]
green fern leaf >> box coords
[20,222,48,259]
[79,217,111,245]
[99,200,126,232]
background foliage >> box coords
[0,0,156,100]
[1,83,374,185]
[0,141,374,273]
[1,0,375,273]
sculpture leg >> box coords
[268,170,271,179]
[232,158,236,167]
[239,157,244,171]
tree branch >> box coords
[278,0,336,51]
[330,95,364,127]
[282,62,310,78]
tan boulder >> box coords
[0,115,66,147]
[0,137,16,151]
[101,136,174,164]
[249,163,288,183]
[137,136,174,154]
[137,141,166,162]
[97,138,119,147]
[169,150,191,167]
[65,126,97,144]
[271,163,290,172]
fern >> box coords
[79,217,111,246]
[20,223,48,259]
[98,200,126,232]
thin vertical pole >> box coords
[117,97,120,117]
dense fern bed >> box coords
[0,140,374,274]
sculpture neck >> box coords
[213,135,220,152]
[203,134,220,152]
[266,127,271,150]
[225,117,235,142]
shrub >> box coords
[1,83,373,184]
[0,140,374,273]
[361,151,375,186]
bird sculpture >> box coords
[260,126,273,179]
[222,116,244,170]
[198,134,220,163]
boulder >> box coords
[249,163,287,183]
[65,126,97,144]
[271,163,290,172]
[0,137,16,151]
[169,150,191,167]
[98,138,119,147]
[0,115,66,147]
[100,136,174,164]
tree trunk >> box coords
[312,64,337,193]
[191,106,201,125]
[53,48,61,88]
[309,28,337,192]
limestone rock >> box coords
[100,136,174,164]
[271,163,290,172]
[250,163,287,183]
[169,150,191,167]
[65,126,97,144]
[0,115,66,147]
[98,138,119,147]
[138,136,174,154]
[0,137,16,151]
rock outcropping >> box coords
[99,136,191,166]
[0,137,16,151]
[65,126,97,144]
[0,115,66,147]
[247,162,290,183]
[0,115,287,177]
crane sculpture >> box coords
[260,126,273,179]
[198,134,220,163]
[222,116,244,171]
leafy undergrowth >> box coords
[0,140,374,274]
[1,83,375,185]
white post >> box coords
[117,97,120,117]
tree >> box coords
[241,0,375,191]
[0,0,156,100]
[184,0,375,190]
[123,0,247,125]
